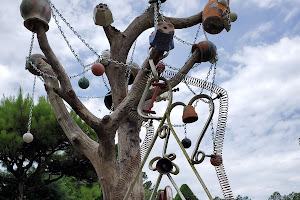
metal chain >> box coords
[126,40,137,85]
[78,96,104,99]
[27,76,37,133]
[49,0,136,70]
[158,0,165,22]
[102,75,111,91]
[26,33,36,134]
[154,2,158,26]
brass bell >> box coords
[20,0,51,32]
[182,105,198,123]
[156,158,173,174]
[93,3,114,27]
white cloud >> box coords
[240,22,274,42]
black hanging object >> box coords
[104,91,114,111]
[181,138,192,149]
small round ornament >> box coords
[101,49,110,59]
[78,77,90,89]
[23,132,34,143]
[181,137,192,149]
[91,63,105,76]
[210,154,223,166]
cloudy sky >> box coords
[1,0,300,199]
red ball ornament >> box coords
[91,63,105,76]
[210,154,223,166]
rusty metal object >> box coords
[202,0,230,34]
[192,40,217,63]
[20,0,51,32]
[93,3,114,27]
[182,105,198,123]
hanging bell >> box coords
[91,63,105,76]
[210,154,223,166]
[78,77,89,89]
[181,137,192,149]
[23,132,34,143]
[149,21,175,51]
[104,91,114,111]
[149,0,167,4]
[191,40,217,63]
[202,0,230,34]
[93,3,114,27]
[156,158,173,174]
[26,54,47,75]
[182,105,198,123]
[20,0,51,32]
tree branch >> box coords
[32,58,99,162]
[165,12,203,29]
[103,25,121,45]
[35,22,102,131]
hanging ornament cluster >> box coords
[93,3,114,27]
[20,0,51,32]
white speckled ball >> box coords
[101,49,110,59]
[23,132,34,143]
[218,0,228,7]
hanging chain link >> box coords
[158,0,165,22]
[26,33,36,134]
[154,2,158,26]
[126,40,137,85]
[102,75,111,91]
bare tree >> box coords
[21,0,235,199]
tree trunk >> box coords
[18,181,24,200]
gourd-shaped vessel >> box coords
[93,3,114,27]
[192,40,217,63]
[202,0,230,34]
[20,0,51,32]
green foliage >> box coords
[0,89,98,199]
[268,192,300,200]
[174,184,199,200]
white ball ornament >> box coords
[23,132,34,143]
[101,49,110,59]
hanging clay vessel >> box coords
[104,91,114,110]
[20,0,51,32]
[182,105,198,123]
[93,3,114,27]
[26,54,47,75]
[192,40,217,63]
[149,21,175,51]
[202,0,230,34]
